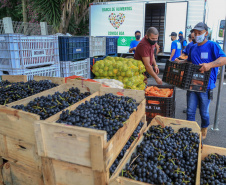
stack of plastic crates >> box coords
[60,59,90,79]
[106,36,118,57]
[0,34,60,80]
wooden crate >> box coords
[1,75,27,83]
[0,82,99,170]
[201,144,226,160]
[109,116,202,185]
[1,161,44,185]
[34,87,145,185]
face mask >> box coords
[179,36,183,40]
[135,35,141,40]
[192,39,196,43]
[147,38,157,45]
[195,32,206,43]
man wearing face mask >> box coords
[134,27,162,85]
[169,32,182,61]
[178,31,187,50]
[129,30,141,54]
[178,22,226,139]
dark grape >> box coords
[12,87,90,120]
[0,80,58,105]
[120,125,200,185]
[110,121,144,175]
[0,80,11,87]
[57,93,138,141]
[201,153,226,185]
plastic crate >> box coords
[106,36,118,56]
[163,60,211,92]
[0,64,60,81]
[0,34,59,69]
[162,60,193,89]
[145,84,175,125]
[58,36,89,61]
[89,36,106,57]
[189,64,211,92]
[60,59,90,79]
[90,56,107,79]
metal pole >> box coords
[212,17,226,130]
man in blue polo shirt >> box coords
[187,22,226,139]
[169,32,182,61]
[129,30,141,54]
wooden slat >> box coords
[41,158,56,185]
[34,120,107,167]
[150,115,201,133]
[110,177,150,185]
[135,99,146,123]
[2,162,12,185]
[52,159,95,185]
[8,162,44,185]
[201,144,226,160]
[2,75,27,83]
[33,76,65,85]
[0,106,39,145]
[90,134,105,171]
[0,157,3,185]
[0,134,7,158]
[5,137,42,171]
[67,79,102,94]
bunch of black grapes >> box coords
[0,80,11,87]
[110,121,144,175]
[121,125,200,185]
[57,93,138,141]
[0,80,58,105]
[201,153,226,184]
[12,87,90,120]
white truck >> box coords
[211,19,225,50]
[89,0,206,64]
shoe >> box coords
[201,128,208,140]
[183,109,187,113]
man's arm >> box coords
[199,57,226,72]
[169,49,176,61]
[152,55,159,75]
[129,47,136,53]
[142,57,162,85]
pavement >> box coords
[147,67,226,148]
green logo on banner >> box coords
[117,36,136,46]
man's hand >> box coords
[154,66,159,75]
[199,63,211,72]
[155,77,162,85]
[174,58,180,63]
[133,47,136,50]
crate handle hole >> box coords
[18,145,26,150]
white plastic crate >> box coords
[60,59,90,79]
[0,34,59,70]
[0,64,60,81]
[89,37,106,57]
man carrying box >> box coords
[179,22,226,139]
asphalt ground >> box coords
[147,67,226,148]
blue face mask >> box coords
[179,36,183,40]
[135,35,141,40]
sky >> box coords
[206,0,226,28]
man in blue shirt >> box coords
[182,22,226,139]
[129,30,141,53]
[169,32,182,61]
[178,31,187,50]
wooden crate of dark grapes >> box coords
[109,116,202,185]
[33,86,145,185]
[201,144,226,160]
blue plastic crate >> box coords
[90,56,106,79]
[106,36,118,56]
[59,36,89,61]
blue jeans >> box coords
[187,91,211,128]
